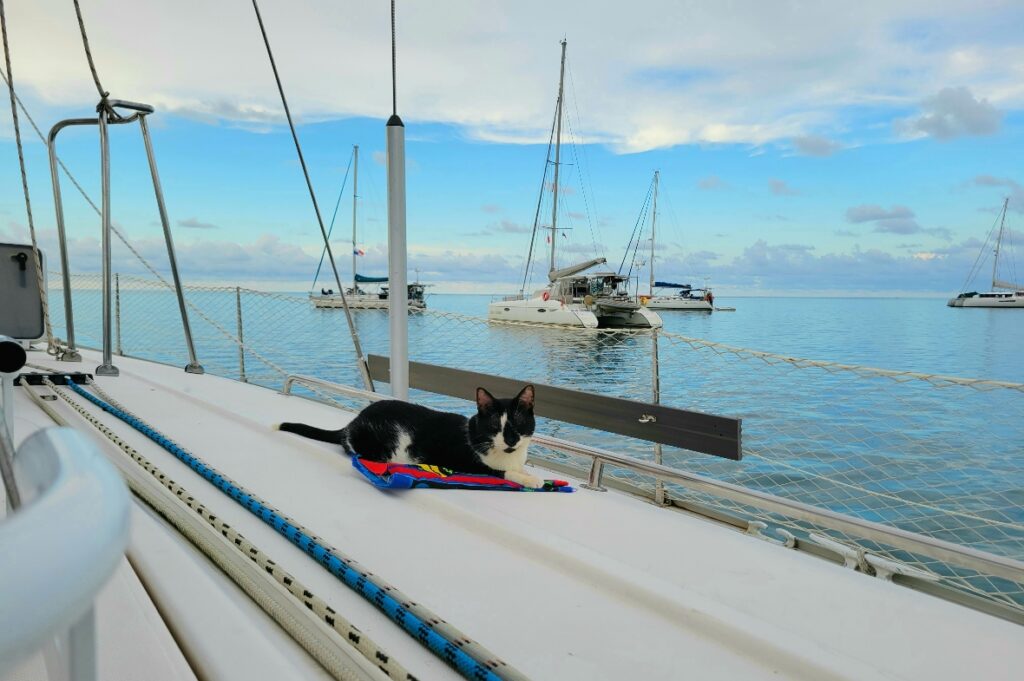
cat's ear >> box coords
[476,387,496,412]
[516,384,535,411]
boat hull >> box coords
[488,298,599,328]
[311,294,425,310]
[594,303,663,328]
[947,293,1024,308]
[645,297,713,311]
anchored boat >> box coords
[637,171,715,312]
[488,41,660,329]
[310,146,427,310]
[949,198,1024,308]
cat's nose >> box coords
[503,447,516,453]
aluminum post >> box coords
[95,108,118,377]
[139,115,203,374]
[46,119,96,362]
[386,115,408,400]
[652,329,665,505]
[236,287,247,382]
[114,273,122,355]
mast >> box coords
[650,170,659,296]
[549,39,567,275]
[992,196,1009,290]
[352,144,359,293]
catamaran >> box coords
[488,41,661,329]
[949,197,1024,308]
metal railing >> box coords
[0,427,130,681]
[48,100,202,375]
[280,373,1024,587]
[49,273,1024,616]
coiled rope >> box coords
[67,379,527,681]
[29,377,401,680]
[0,0,55,354]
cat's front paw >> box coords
[505,470,543,489]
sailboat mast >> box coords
[549,39,567,274]
[992,196,1008,290]
[352,144,359,293]
[650,170,659,297]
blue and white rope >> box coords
[67,380,518,681]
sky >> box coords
[1,0,1023,295]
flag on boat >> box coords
[353,248,365,256]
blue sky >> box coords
[2,1,1023,295]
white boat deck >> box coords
[10,349,1024,680]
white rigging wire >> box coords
[564,57,604,262]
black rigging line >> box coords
[72,0,115,116]
[959,208,1003,293]
[312,150,355,292]
[618,179,654,275]
[1,0,51,352]
[250,0,372,389]
[624,187,653,284]
[521,104,559,293]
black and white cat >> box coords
[275,385,543,488]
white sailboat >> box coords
[640,171,715,312]
[487,41,661,329]
[948,198,1024,308]
[310,146,425,310]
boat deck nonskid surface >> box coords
[18,351,1024,680]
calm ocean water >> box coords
[431,294,1024,384]
[56,287,1024,560]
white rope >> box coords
[32,377,413,681]
[0,0,56,354]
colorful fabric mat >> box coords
[352,457,574,492]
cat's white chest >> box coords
[389,428,415,464]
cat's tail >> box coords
[275,421,347,447]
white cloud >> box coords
[768,179,799,196]
[896,87,1001,140]
[791,134,842,157]
[845,204,915,223]
[10,1,1022,153]
[697,175,728,191]
[177,217,218,230]
[970,175,1024,213]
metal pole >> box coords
[386,117,408,400]
[138,115,203,374]
[652,328,665,505]
[549,39,567,275]
[992,197,1008,289]
[236,287,247,382]
[95,107,118,377]
[650,170,658,297]
[114,273,122,355]
[47,120,95,362]
[352,144,358,294]
[580,458,606,492]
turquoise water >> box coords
[431,294,1024,384]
